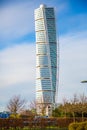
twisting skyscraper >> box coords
[34,4,58,116]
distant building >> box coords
[34,4,58,116]
[0,111,10,118]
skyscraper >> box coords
[34,4,58,116]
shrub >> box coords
[69,121,87,130]
[69,122,79,130]
[85,124,87,130]
[76,122,86,130]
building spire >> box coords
[40,4,46,8]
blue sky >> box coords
[0,0,87,111]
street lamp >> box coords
[81,80,87,83]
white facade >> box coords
[34,4,58,116]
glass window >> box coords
[36,31,46,42]
[35,19,45,31]
[36,44,47,54]
[45,8,54,18]
[35,8,43,20]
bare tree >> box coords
[7,95,26,117]
[79,93,87,121]
[29,99,37,115]
[70,94,79,104]
[62,98,70,118]
[29,100,37,110]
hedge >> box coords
[69,121,87,130]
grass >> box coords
[5,127,68,130]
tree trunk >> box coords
[72,112,75,122]
[82,112,84,122]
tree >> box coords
[7,95,26,117]
[52,105,63,117]
[29,99,37,115]
[62,98,70,118]
[79,93,87,121]
[52,93,87,120]
[70,94,79,122]
[29,100,37,110]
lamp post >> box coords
[81,80,87,83]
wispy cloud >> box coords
[0,1,35,42]
[0,42,36,110]
[0,0,67,45]
[0,43,35,88]
[58,31,87,102]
